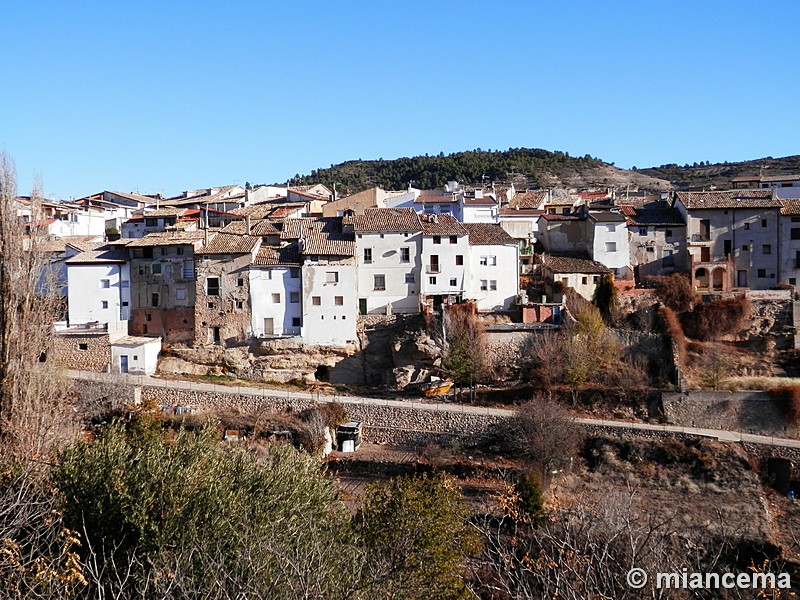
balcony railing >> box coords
[426,265,441,274]
[691,233,711,242]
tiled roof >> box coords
[419,213,468,236]
[414,193,457,204]
[66,244,129,264]
[499,208,543,217]
[589,211,627,223]
[106,190,156,204]
[621,202,685,226]
[542,254,611,274]
[462,223,515,246]
[199,233,260,254]
[352,208,421,233]
[733,174,800,184]
[40,235,102,253]
[543,194,579,207]
[300,218,355,256]
[141,207,186,218]
[507,189,547,209]
[252,243,301,266]
[463,197,497,206]
[674,189,779,209]
[126,231,208,247]
[221,219,281,236]
[540,214,582,221]
[268,204,306,218]
[780,198,800,216]
[280,218,315,240]
[229,203,279,219]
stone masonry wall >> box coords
[54,333,111,372]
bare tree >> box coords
[0,152,75,460]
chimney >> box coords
[246,215,251,234]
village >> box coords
[21,173,799,388]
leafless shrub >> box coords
[682,296,751,341]
[647,273,698,313]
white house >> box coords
[249,244,303,337]
[284,218,357,347]
[350,208,422,315]
[419,214,470,310]
[462,223,519,311]
[589,211,631,279]
[110,334,161,375]
[460,191,499,223]
[66,243,131,326]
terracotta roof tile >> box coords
[419,213,468,236]
[507,189,547,209]
[352,208,421,233]
[542,254,611,274]
[252,243,301,266]
[66,244,129,264]
[221,219,281,236]
[462,223,515,246]
[675,189,779,209]
[621,202,684,226]
[780,198,800,216]
[199,233,260,254]
[126,231,208,247]
[300,218,355,256]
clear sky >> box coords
[2,1,798,200]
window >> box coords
[374,274,386,290]
[101,300,108,309]
[236,300,243,309]
[272,293,280,303]
[449,235,458,244]
[363,248,373,263]
[638,228,647,236]
[433,236,441,244]
[146,313,152,322]
[145,218,158,227]
[792,217,800,223]
[292,317,301,327]
[605,242,617,252]
[792,229,800,240]
[762,244,772,255]
[206,277,220,296]
[593,275,600,284]
[335,296,344,305]
[160,248,167,256]
[151,292,159,307]
[151,263,162,275]
[208,302,214,308]
[400,247,410,263]
[480,279,488,291]
[666,229,673,237]
[121,280,129,288]
[79,343,88,351]
[582,276,588,285]
[237,278,244,287]
[122,301,128,307]
[290,267,300,278]
[606,224,616,232]
[290,292,300,303]
[744,222,750,230]
[758,269,767,278]
[489,255,497,266]
[646,247,654,253]
[312,296,321,305]
[480,256,488,266]
[489,280,497,291]
[762,219,768,227]
[177,247,184,255]
[176,289,187,300]
[455,255,463,266]
[790,278,797,286]
[450,278,457,286]
[325,271,338,283]
[405,274,415,284]
[429,276,437,285]
[100,279,110,288]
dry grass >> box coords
[719,376,800,391]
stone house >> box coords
[673,190,782,291]
[126,230,207,343]
[621,202,687,284]
[539,254,612,302]
[195,232,262,345]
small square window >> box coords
[177,247,184,255]
[638,228,647,236]
[326,271,338,283]
[762,219,768,227]
[101,300,108,309]
[312,296,321,306]
[763,244,772,255]
[335,296,344,306]
[160,248,167,256]
[405,274,414,284]
[449,236,457,244]
[593,275,600,284]
[272,293,280,303]
[582,276,588,285]
[744,222,750,230]
[292,317,301,327]
[100,279,110,288]
[78,343,88,351]
[433,236,441,244]
[665,229,673,237]
[237,278,244,287]
[207,302,214,308]
[290,292,300,303]
[480,279,488,291]
[429,276,437,285]
[742,245,749,252]
[290,267,300,278]
[480,256,488,266]
[758,269,767,278]
[151,263,162,275]
[450,278,457,286]
[790,278,797,285]
[456,255,463,266]
[490,280,497,291]
[646,247,654,253]
[605,242,617,252]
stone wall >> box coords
[54,332,111,372]
[662,390,799,438]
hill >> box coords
[284,148,670,195]
[636,155,800,189]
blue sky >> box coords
[2,1,798,200]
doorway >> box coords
[120,355,129,374]
[263,318,274,335]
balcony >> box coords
[690,233,711,243]
[426,265,441,274]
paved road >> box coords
[68,370,800,450]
